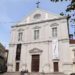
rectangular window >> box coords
[16,44,21,61]
[34,30,39,40]
[18,32,23,41]
[52,27,57,37]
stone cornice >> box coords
[12,16,67,28]
[9,38,69,46]
[70,44,75,47]
[63,62,73,65]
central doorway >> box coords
[31,55,40,72]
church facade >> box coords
[7,9,75,75]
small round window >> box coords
[34,14,41,19]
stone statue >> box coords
[52,39,59,59]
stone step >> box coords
[2,72,67,75]
[29,72,66,75]
[29,72,67,75]
[2,72,21,75]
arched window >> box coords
[33,14,41,19]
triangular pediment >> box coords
[16,8,64,25]
[29,48,43,54]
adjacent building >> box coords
[0,43,8,72]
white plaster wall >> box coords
[10,19,69,45]
[22,43,48,72]
[7,45,16,72]
[69,45,75,73]
[58,19,69,40]
[8,9,74,74]
[59,40,73,74]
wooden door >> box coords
[31,55,40,72]
[16,62,19,71]
[53,62,59,72]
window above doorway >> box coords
[34,29,39,40]
[52,27,57,38]
[18,32,23,41]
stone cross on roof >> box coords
[36,0,40,8]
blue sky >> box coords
[0,0,71,48]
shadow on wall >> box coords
[71,73,75,75]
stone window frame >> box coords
[50,23,59,38]
[33,26,41,40]
[18,32,23,41]
[34,29,39,40]
[17,28,24,41]
[52,27,57,38]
